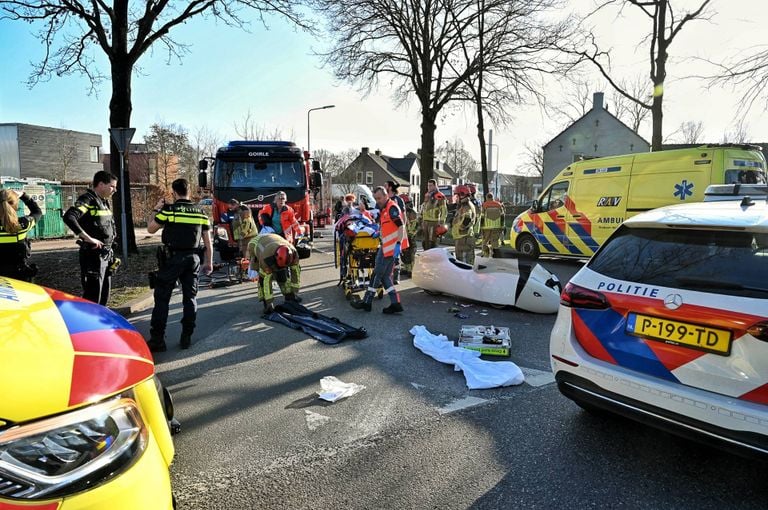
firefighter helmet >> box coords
[454,185,471,197]
[275,245,294,268]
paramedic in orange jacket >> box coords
[259,191,301,243]
[350,186,407,314]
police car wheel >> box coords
[516,234,540,259]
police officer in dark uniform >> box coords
[146,178,213,352]
[63,171,118,305]
[0,188,42,281]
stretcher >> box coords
[334,230,383,300]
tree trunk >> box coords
[651,91,663,151]
[651,0,667,152]
[475,99,489,196]
[420,111,436,197]
[109,57,138,254]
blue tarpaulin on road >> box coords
[265,302,368,345]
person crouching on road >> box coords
[63,171,118,305]
[259,191,301,243]
[247,233,301,314]
[146,178,213,353]
[351,186,407,314]
[0,188,42,281]
[452,185,477,265]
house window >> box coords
[89,146,100,163]
[356,171,363,183]
[365,171,373,185]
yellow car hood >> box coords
[0,278,154,424]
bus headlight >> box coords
[0,398,147,499]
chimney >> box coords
[375,149,382,156]
[593,92,604,110]
[361,147,369,154]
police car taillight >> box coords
[560,282,609,310]
[747,321,768,342]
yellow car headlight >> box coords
[0,398,147,499]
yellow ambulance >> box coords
[510,144,766,258]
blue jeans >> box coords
[364,247,399,305]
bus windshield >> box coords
[215,159,305,189]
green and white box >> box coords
[456,325,511,356]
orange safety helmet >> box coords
[435,224,448,237]
[454,185,471,198]
[275,245,294,268]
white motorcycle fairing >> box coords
[411,248,561,314]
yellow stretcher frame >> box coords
[334,231,383,300]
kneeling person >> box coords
[248,233,301,313]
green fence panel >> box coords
[1,178,68,239]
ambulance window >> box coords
[725,169,766,184]
[540,182,569,211]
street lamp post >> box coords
[307,105,335,154]
[486,142,500,198]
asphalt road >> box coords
[128,233,767,509]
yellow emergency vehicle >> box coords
[511,144,766,258]
[0,278,176,509]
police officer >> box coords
[0,188,42,281]
[146,178,213,352]
[480,192,505,257]
[452,185,477,265]
[247,232,301,313]
[63,171,118,305]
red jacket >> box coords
[259,203,301,244]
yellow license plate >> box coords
[626,313,732,356]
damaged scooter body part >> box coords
[412,248,561,314]
[409,325,525,390]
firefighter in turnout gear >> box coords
[350,186,407,314]
[248,233,301,314]
[146,178,213,352]
[480,192,505,257]
[451,185,477,265]
[402,197,419,275]
[419,179,447,250]
[63,171,118,305]
[0,189,42,281]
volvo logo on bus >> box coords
[248,151,269,157]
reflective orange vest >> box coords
[380,199,409,257]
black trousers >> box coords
[79,248,111,305]
[150,252,200,338]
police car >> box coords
[550,190,768,457]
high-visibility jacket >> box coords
[63,189,116,245]
[451,200,476,239]
[421,191,447,222]
[259,203,301,244]
[380,199,409,257]
[0,193,42,267]
[481,200,505,230]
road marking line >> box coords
[410,382,426,389]
[305,410,331,430]
[520,367,555,387]
[437,396,488,415]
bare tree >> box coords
[677,120,704,144]
[706,45,768,114]
[437,139,477,181]
[570,0,712,151]
[0,0,308,253]
[312,148,358,177]
[145,122,189,190]
[610,76,651,134]
[233,110,296,142]
[521,141,544,179]
[551,78,598,126]
[721,119,750,144]
[448,0,577,196]
[316,0,490,197]
[54,130,78,181]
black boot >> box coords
[180,331,192,350]
[382,302,404,314]
[350,296,372,312]
[147,333,167,353]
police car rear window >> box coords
[588,226,768,299]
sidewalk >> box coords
[31,228,161,252]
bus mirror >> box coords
[312,160,321,172]
[198,172,208,189]
[310,172,323,189]
[530,199,538,212]
[198,159,208,171]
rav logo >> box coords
[596,196,622,207]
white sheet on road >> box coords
[410,325,525,390]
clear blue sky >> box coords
[1,1,767,173]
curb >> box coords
[114,290,155,317]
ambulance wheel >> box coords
[516,234,540,259]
